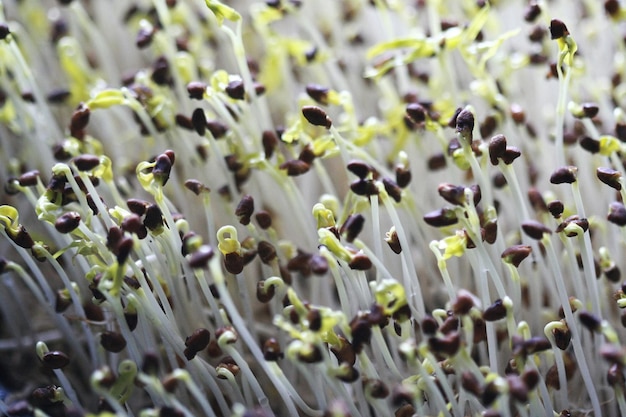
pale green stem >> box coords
[544,238,601,417]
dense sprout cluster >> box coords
[2,0,626,416]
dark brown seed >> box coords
[121,214,146,237]
[524,3,541,22]
[306,84,330,105]
[521,368,540,391]
[42,351,70,369]
[254,82,266,96]
[100,331,127,353]
[501,245,532,267]
[127,199,148,215]
[480,115,498,139]
[185,328,211,353]
[263,338,283,361]
[510,103,526,124]
[550,166,578,184]
[553,326,571,350]
[225,80,245,100]
[189,245,214,269]
[350,318,372,353]
[307,309,322,331]
[428,332,461,356]
[427,153,446,171]
[187,81,207,100]
[606,0,620,16]
[461,371,482,397]
[406,103,426,123]
[349,253,372,270]
[482,381,501,406]
[607,363,625,388]
[191,108,207,136]
[528,25,546,43]
[507,375,528,403]
[383,178,402,202]
[341,214,365,242]
[125,312,138,331]
[395,166,411,188]
[235,195,254,225]
[523,336,551,354]
[365,379,389,399]
[55,212,81,234]
[280,160,310,176]
[601,344,626,365]
[331,336,356,365]
[501,147,521,164]
[73,154,100,171]
[455,108,474,137]
[18,170,40,187]
[483,299,507,321]
[578,311,602,332]
[549,19,569,40]
[347,160,373,179]
[309,254,329,275]
[287,250,312,275]
[55,290,72,312]
[262,130,278,159]
[597,167,622,190]
[617,123,626,141]
[305,47,318,62]
[224,154,242,172]
[136,26,155,48]
[439,315,459,334]
[528,188,548,213]
[608,201,626,226]
[488,134,507,165]
[453,293,475,315]
[151,57,171,86]
[298,144,316,164]
[224,252,244,274]
[302,105,332,128]
[116,237,134,264]
[438,183,466,206]
[255,211,272,229]
[144,204,164,231]
[257,241,277,264]
[421,316,439,335]
[160,406,184,417]
[296,343,323,363]
[256,281,275,303]
[350,179,379,196]
[0,23,10,40]
[47,88,71,103]
[153,153,173,186]
[423,207,458,227]
[605,264,621,282]
[483,220,497,244]
[71,103,91,132]
[8,225,35,249]
[581,103,599,119]
[556,216,588,236]
[548,200,565,218]
[521,220,552,240]
[206,120,228,138]
[334,364,360,383]
[184,179,210,195]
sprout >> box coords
[2,1,626,416]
